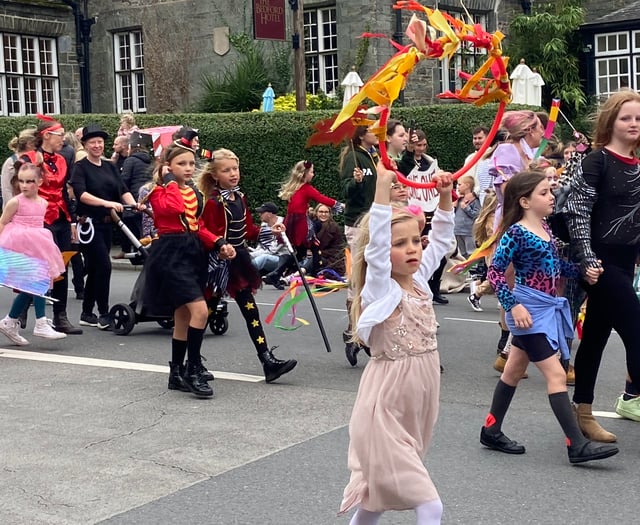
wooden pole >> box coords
[291,0,306,111]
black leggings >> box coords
[573,247,640,404]
[45,217,72,315]
[80,222,113,316]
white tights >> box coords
[348,500,443,525]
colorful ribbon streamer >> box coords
[534,98,561,160]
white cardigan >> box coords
[356,203,455,346]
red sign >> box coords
[254,0,286,41]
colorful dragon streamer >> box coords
[309,1,512,189]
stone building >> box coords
[0,0,638,116]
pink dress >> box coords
[0,193,65,283]
[340,288,441,513]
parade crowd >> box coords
[2,90,640,524]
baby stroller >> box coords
[108,206,229,336]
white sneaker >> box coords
[0,315,29,345]
[33,317,67,339]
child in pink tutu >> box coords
[0,162,66,344]
[339,163,453,525]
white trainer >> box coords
[0,315,29,345]
[33,317,67,340]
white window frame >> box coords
[304,7,338,96]
[439,11,488,94]
[593,30,635,99]
[113,29,146,113]
[0,33,60,116]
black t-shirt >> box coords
[70,157,127,220]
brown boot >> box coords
[574,403,617,442]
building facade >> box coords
[0,0,637,116]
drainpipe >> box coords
[61,0,95,113]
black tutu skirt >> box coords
[143,233,207,316]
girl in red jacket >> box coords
[198,149,297,383]
[144,140,222,398]
[263,160,343,287]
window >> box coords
[0,33,59,116]
[304,7,338,95]
[439,11,488,94]
[594,31,633,98]
[113,30,146,113]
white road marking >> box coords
[0,349,264,382]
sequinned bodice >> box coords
[368,287,437,360]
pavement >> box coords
[0,265,638,525]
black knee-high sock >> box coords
[235,289,269,355]
[548,391,588,447]
[186,326,205,364]
[171,338,187,364]
[484,380,517,434]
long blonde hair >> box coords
[198,148,240,199]
[278,160,311,201]
[349,208,422,344]
[472,190,497,246]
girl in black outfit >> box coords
[565,90,640,439]
[70,125,139,330]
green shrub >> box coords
[0,103,506,216]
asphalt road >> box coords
[0,266,636,525]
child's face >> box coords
[563,146,576,162]
[544,167,559,189]
[167,151,196,184]
[214,158,240,189]
[304,165,314,182]
[390,219,422,279]
[390,182,409,203]
[17,170,41,198]
[523,179,555,218]
[387,125,407,153]
[458,180,470,194]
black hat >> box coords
[81,124,109,143]
[173,126,198,142]
[256,202,278,214]
[129,131,153,150]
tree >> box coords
[505,0,586,114]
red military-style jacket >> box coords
[22,150,70,225]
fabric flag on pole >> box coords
[0,246,53,298]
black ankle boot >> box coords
[259,347,297,383]
[168,362,189,392]
[567,440,619,464]
[183,361,214,397]
[198,356,214,382]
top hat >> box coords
[81,124,109,143]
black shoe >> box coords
[168,362,189,392]
[259,347,297,383]
[198,356,215,382]
[97,314,113,331]
[262,273,284,290]
[53,312,83,335]
[183,361,214,397]
[480,427,526,454]
[568,440,619,464]
[345,342,360,367]
[432,293,449,305]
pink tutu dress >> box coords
[339,203,455,516]
[0,193,65,283]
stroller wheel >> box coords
[110,304,136,335]
[157,319,175,330]
[209,315,229,335]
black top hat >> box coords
[81,124,109,143]
[256,202,278,214]
[173,127,199,142]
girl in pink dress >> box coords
[0,163,66,345]
[340,163,454,525]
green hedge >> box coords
[0,104,515,215]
